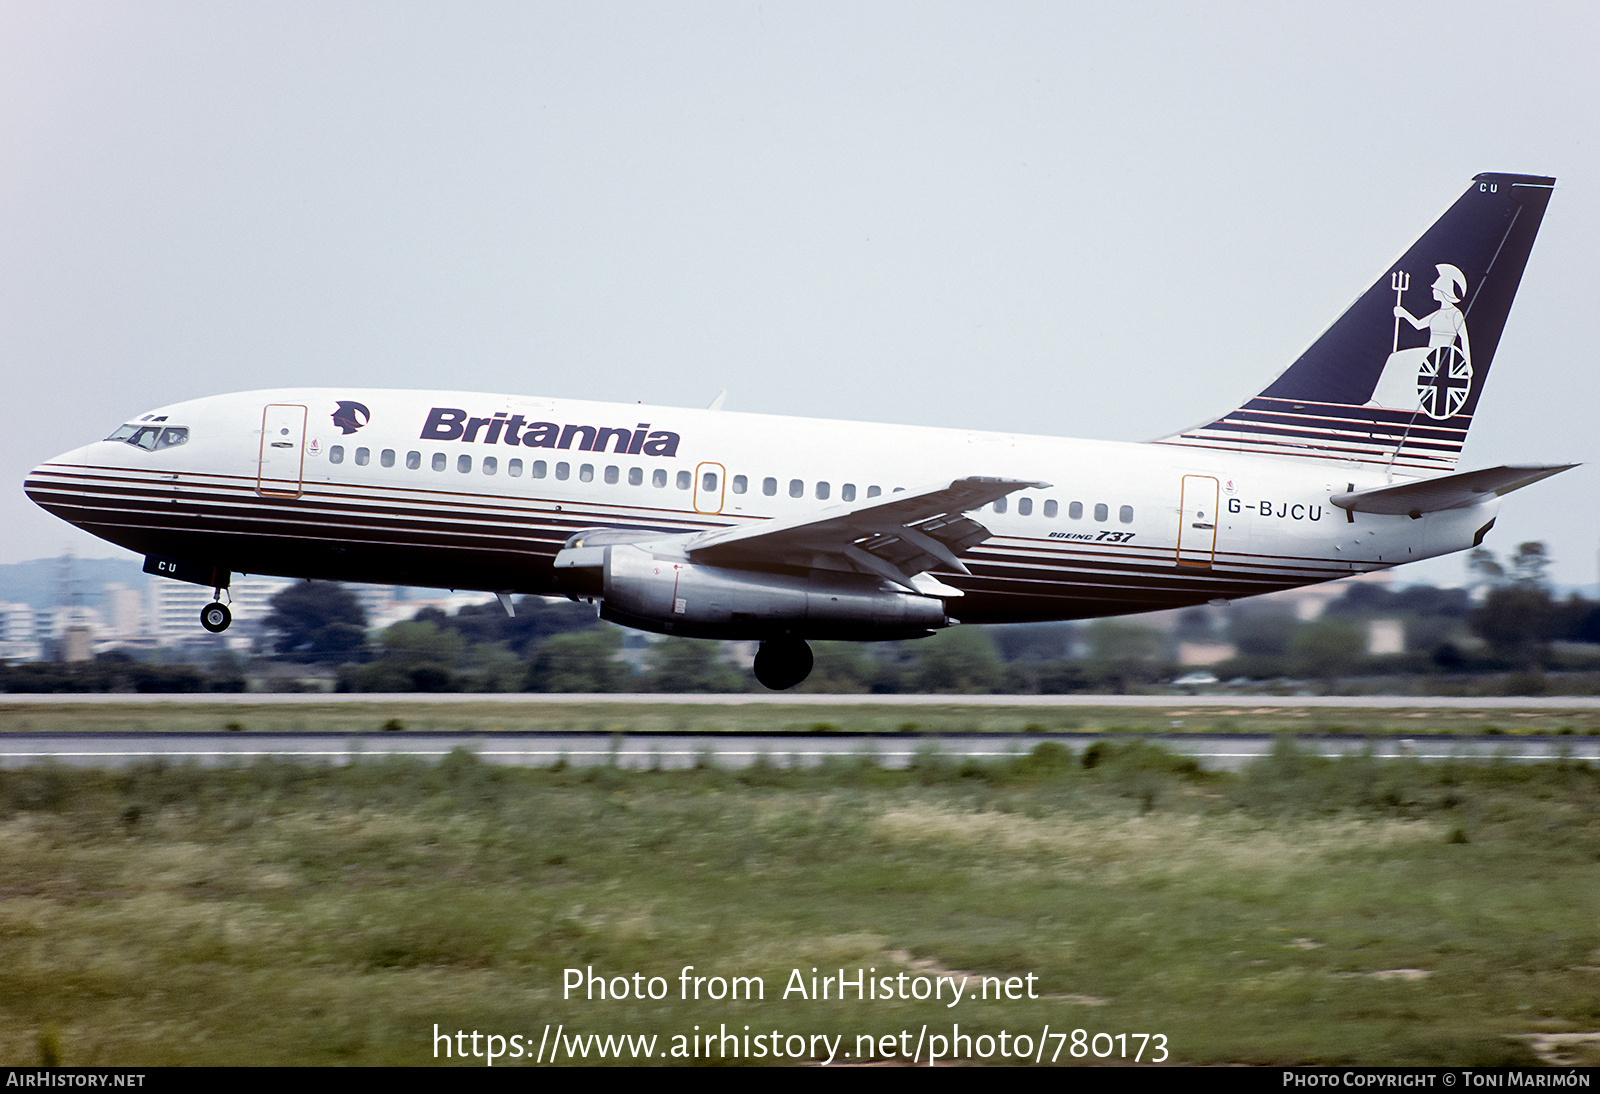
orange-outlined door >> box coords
[1177,475,1219,568]
[258,404,308,498]
[693,461,726,514]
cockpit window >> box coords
[105,424,189,451]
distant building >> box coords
[0,602,35,642]
[0,601,40,661]
[345,583,397,623]
[366,592,499,630]
[1366,618,1406,656]
[1176,640,1236,667]
[60,625,94,662]
[102,583,145,639]
[1266,570,1395,622]
[34,605,103,642]
[721,639,758,669]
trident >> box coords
[1390,270,1410,353]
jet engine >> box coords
[556,538,950,642]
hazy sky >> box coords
[4,2,1597,586]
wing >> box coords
[684,476,1047,595]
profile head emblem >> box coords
[331,401,370,435]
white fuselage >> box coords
[26,388,1498,627]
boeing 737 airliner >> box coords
[25,173,1573,688]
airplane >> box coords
[25,172,1574,690]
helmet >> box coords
[1433,263,1466,303]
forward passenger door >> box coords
[258,404,308,498]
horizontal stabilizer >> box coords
[1331,464,1575,517]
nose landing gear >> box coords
[753,636,813,691]
[200,587,232,633]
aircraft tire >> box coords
[753,637,813,691]
[200,603,232,633]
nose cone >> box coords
[24,442,100,520]
[26,454,66,514]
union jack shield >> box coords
[1417,344,1472,419]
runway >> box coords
[4,692,1600,708]
[3,730,1595,772]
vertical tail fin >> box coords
[1158,173,1555,473]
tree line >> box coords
[4,542,1597,693]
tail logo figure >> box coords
[331,400,370,435]
[1368,263,1474,419]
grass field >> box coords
[2,740,1599,1066]
[5,698,1600,738]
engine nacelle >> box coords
[559,541,950,640]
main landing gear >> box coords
[200,592,232,634]
[753,636,813,691]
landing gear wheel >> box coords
[753,637,813,691]
[200,602,232,633]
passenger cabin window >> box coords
[762,477,777,496]
[703,472,718,491]
[406,451,421,470]
[629,467,643,485]
[604,466,618,484]
[993,497,1007,514]
[381,449,395,468]
[457,455,472,473]
[483,457,498,475]
[1068,501,1083,519]
[676,470,691,490]
[1018,497,1032,516]
[654,469,668,488]
[329,446,344,464]
[1043,500,1058,518]
[508,458,523,477]
[1120,505,1134,524]
[815,481,829,500]
[842,484,856,502]
[432,453,446,472]
[788,479,803,498]
[867,486,881,498]
[579,464,594,483]
[1094,503,1108,522]
[555,462,569,480]
[532,460,547,478]
[732,475,747,494]
[355,447,370,466]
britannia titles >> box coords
[421,407,680,457]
